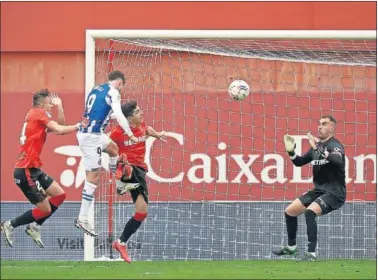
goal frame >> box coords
[84,29,376,261]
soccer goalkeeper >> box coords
[272,116,346,261]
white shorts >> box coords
[77,132,112,171]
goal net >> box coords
[88,31,377,261]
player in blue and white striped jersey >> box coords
[75,70,137,236]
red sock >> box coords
[134,212,147,222]
[36,193,66,226]
[49,193,66,207]
[32,208,51,220]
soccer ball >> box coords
[228,80,250,101]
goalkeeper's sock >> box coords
[109,156,118,174]
[285,212,298,246]
[119,213,147,243]
[78,181,97,220]
[305,209,318,253]
[36,193,66,226]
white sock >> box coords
[109,156,118,174]
[287,245,297,251]
[79,181,97,220]
[308,252,316,257]
[118,239,125,245]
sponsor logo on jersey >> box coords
[311,159,329,165]
[124,136,146,146]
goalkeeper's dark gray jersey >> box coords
[290,137,346,198]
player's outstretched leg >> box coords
[26,182,66,248]
[76,180,98,237]
[77,135,118,237]
[113,195,148,263]
[112,211,146,263]
[1,198,53,247]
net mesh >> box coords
[115,38,377,66]
[92,37,376,260]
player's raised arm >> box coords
[45,120,80,135]
[146,126,167,142]
[50,92,66,125]
[284,134,313,166]
[108,88,138,143]
[31,93,80,135]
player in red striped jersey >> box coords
[1,89,83,248]
[109,100,166,263]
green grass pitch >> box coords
[1,259,376,279]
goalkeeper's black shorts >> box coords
[121,165,148,204]
[298,189,345,215]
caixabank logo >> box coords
[49,133,376,202]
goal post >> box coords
[84,30,376,261]
[86,29,376,39]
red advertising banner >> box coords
[1,92,376,202]
[1,2,376,52]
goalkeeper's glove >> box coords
[284,134,296,156]
[306,132,318,150]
